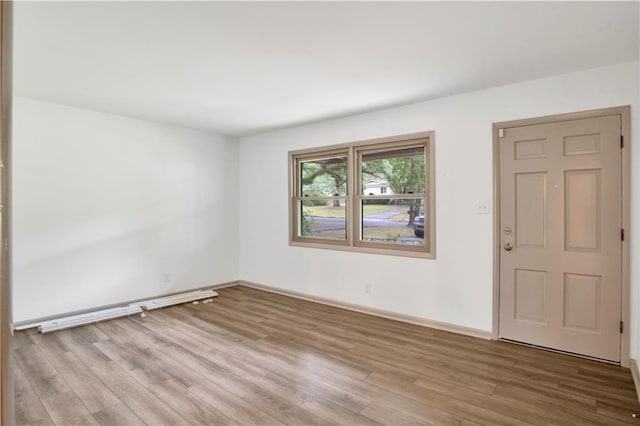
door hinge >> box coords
[621,229,625,241]
[620,321,624,334]
[498,128,505,138]
[621,135,624,148]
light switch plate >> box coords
[475,201,490,215]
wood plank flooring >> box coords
[14,285,640,425]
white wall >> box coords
[13,97,239,323]
[239,61,639,356]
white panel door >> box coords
[499,115,622,362]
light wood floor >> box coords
[13,285,640,425]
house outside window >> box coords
[363,180,391,195]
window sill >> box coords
[290,240,435,259]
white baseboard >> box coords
[631,359,640,403]
[14,280,240,331]
[238,280,492,340]
[15,278,493,341]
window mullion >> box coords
[294,196,346,201]
[348,145,356,247]
[358,193,425,200]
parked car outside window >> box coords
[413,215,424,238]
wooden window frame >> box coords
[289,131,436,259]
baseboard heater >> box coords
[33,289,218,334]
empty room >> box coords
[1,1,639,424]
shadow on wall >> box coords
[13,205,228,323]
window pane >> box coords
[361,147,425,195]
[360,198,425,245]
[300,199,346,240]
[300,156,347,197]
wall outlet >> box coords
[475,201,490,215]
[364,283,372,294]
[163,273,172,283]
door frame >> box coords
[0,1,12,423]
[491,106,631,367]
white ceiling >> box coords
[14,1,639,136]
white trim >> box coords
[13,280,239,331]
[631,359,640,403]
[133,289,218,311]
[14,322,43,331]
[238,280,491,340]
[36,288,218,333]
[15,278,493,340]
[39,306,143,334]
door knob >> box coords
[504,243,513,251]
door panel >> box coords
[514,269,546,323]
[564,169,600,252]
[563,133,600,156]
[515,172,547,248]
[499,114,622,362]
[563,273,600,331]
[515,138,547,159]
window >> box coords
[297,152,348,242]
[289,132,435,258]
